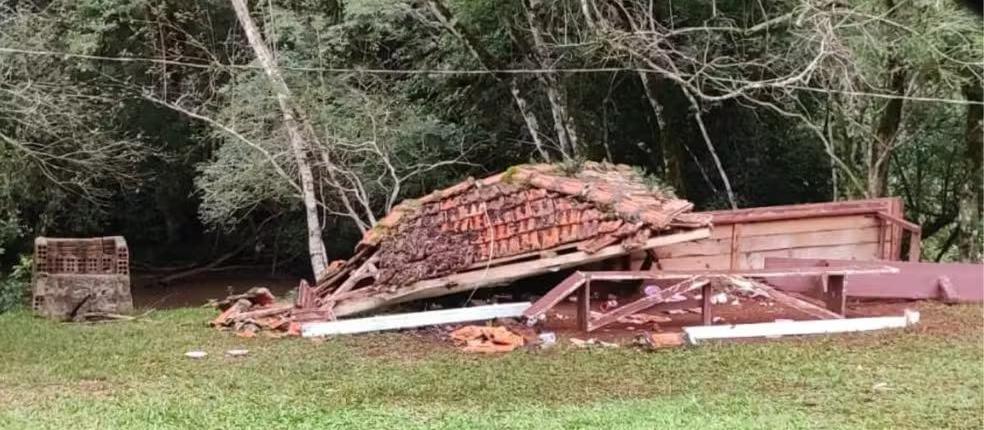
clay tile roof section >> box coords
[360,162,710,288]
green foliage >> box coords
[1,0,981,268]
[0,255,32,313]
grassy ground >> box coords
[0,303,981,429]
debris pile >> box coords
[589,311,670,327]
[209,287,293,337]
[307,162,711,319]
[207,162,711,334]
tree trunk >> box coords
[868,57,906,198]
[509,82,552,161]
[230,0,329,280]
[958,82,983,262]
[426,0,551,161]
[638,72,686,194]
[867,0,907,198]
[521,0,579,160]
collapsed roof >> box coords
[301,162,712,319]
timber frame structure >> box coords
[524,265,899,333]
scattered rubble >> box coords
[589,310,669,326]
[209,287,291,336]
[225,349,249,357]
[600,296,620,312]
[709,292,730,305]
[570,338,619,348]
[450,325,526,353]
[636,332,686,349]
[537,332,557,348]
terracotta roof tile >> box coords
[365,162,710,287]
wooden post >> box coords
[876,218,886,259]
[908,230,921,262]
[577,275,592,331]
[729,224,742,270]
[702,281,714,325]
[824,274,846,316]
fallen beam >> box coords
[301,302,531,337]
[683,309,920,344]
[523,272,586,320]
[726,276,843,320]
[587,277,708,332]
[332,228,711,317]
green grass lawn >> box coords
[0,303,981,429]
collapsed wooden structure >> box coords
[301,162,713,319]
[210,164,979,338]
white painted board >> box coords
[302,302,531,337]
[683,310,919,344]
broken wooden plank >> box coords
[295,279,315,309]
[726,276,842,320]
[332,228,711,317]
[301,302,531,337]
[325,254,379,302]
[523,272,586,319]
[587,277,707,332]
[234,304,293,320]
[683,309,920,344]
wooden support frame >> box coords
[577,275,592,331]
[526,265,896,332]
[332,228,711,317]
[523,272,587,319]
[701,281,714,325]
[824,274,846,315]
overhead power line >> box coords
[1,46,980,106]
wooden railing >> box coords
[876,212,922,262]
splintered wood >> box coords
[209,287,291,337]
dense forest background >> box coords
[0,0,981,281]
